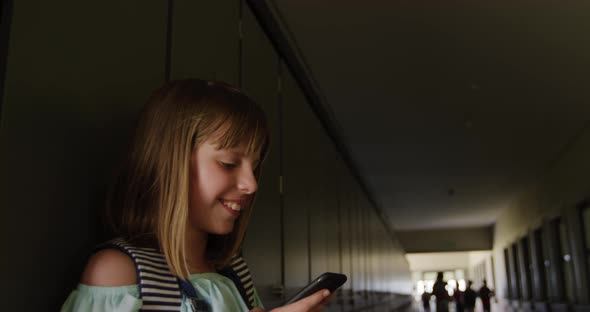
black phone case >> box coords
[284,272,347,305]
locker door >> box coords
[309,131,341,311]
[171,0,239,84]
[529,228,548,302]
[282,65,316,298]
[517,236,532,302]
[324,152,343,312]
[240,3,282,308]
[369,209,379,296]
[350,186,364,307]
[339,172,354,311]
[0,1,167,310]
[309,127,336,278]
[361,195,370,301]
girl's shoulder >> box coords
[80,248,137,286]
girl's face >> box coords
[188,135,259,237]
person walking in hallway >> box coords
[463,281,476,312]
[421,291,431,311]
[452,287,464,312]
[432,272,449,312]
[478,280,494,312]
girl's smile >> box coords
[219,198,246,217]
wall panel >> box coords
[529,229,547,301]
[171,0,239,83]
[240,4,282,308]
[310,129,342,312]
[374,213,384,292]
[326,164,341,275]
[350,184,364,306]
[0,2,414,311]
[309,128,330,280]
[282,65,319,297]
[340,170,354,295]
[0,1,166,310]
[517,237,532,301]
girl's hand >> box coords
[250,289,334,312]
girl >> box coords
[61,79,332,312]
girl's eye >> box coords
[220,162,238,169]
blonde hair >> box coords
[106,79,270,278]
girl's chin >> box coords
[189,222,235,236]
[210,223,235,235]
[213,229,233,235]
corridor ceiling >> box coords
[272,1,590,230]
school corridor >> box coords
[1,1,590,311]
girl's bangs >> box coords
[210,107,269,160]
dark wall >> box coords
[0,1,411,311]
[0,1,166,310]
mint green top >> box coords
[60,272,263,312]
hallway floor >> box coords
[405,300,502,312]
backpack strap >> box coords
[96,239,254,311]
[218,252,256,309]
[97,238,185,312]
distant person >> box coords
[463,280,477,312]
[452,288,464,312]
[478,279,494,312]
[432,272,450,312]
[421,291,431,311]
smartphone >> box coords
[284,272,347,305]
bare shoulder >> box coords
[80,248,137,286]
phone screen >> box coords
[284,272,347,305]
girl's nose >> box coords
[238,169,258,194]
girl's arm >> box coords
[80,249,137,286]
[60,249,141,312]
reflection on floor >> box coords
[406,300,501,312]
